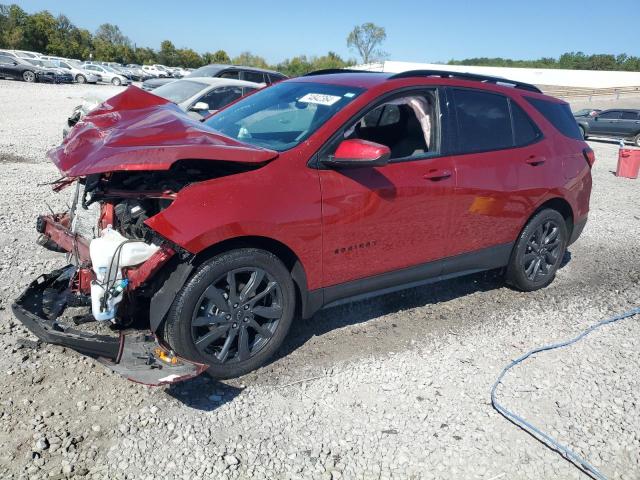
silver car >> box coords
[48,59,100,84]
[82,63,130,86]
[63,77,262,136]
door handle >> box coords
[423,169,452,181]
[525,156,545,166]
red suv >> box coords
[13,70,593,384]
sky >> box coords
[12,0,640,64]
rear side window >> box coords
[621,111,639,120]
[452,89,512,152]
[511,101,541,146]
[525,97,583,140]
[243,71,265,83]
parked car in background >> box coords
[575,109,640,146]
[63,77,262,136]
[49,58,100,83]
[18,69,593,384]
[23,59,73,83]
[141,64,287,91]
[82,63,130,86]
[141,65,166,78]
[126,64,153,81]
[0,54,51,82]
[573,108,601,118]
[9,49,42,59]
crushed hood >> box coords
[49,86,278,177]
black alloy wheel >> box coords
[191,268,283,363]
[506,208,568,291]
[522,220,562,282]
[164,248,296,379]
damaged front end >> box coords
[12,87,278,385]
[14,172,209,385]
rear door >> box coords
[318,88,457,286]
[445,88,549,258]
[591,110,622,135]
[618,111,640,138]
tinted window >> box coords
[152,80,208,104]
[511,101,540,146]
[243,71,265,83]
[598,111,621,119]
[205,82,363,151]
[525,97,583,140]
[621,111,639,120]
[199,86,243,110]
[219,70,239,79]
[187,65,223,77]
[453,89,512,152]
[0,55,13,64]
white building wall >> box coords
[356,61,640,89]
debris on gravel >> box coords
[0,81,638,479]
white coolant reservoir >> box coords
[89,226,160,321]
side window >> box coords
[243,71,265,83]
[333,92,439,160]
[219,70,239,79]
[0,55,13,64]
[621,111,638,120]
[60,62,71,69]
[199,86,243,111]
[511,101,541,146]
[598,111,621,119]
[453,89,512,152]
[525,97,584,140]
[243,87,257,96]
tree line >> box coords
[0,3,355,76]
[448,52,640,72]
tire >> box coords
[578,125,587,139]
[164,248,296,379]
[111,77,121,86]
[634,133,640,147]
[22,70,36,83]
[76,74,86,84]
[506,209,568,291]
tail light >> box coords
[583,147,595,168]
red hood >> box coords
[49,86,278,177]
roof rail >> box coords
[388,69,542,93]
[303,68,382,76]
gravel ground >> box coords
[0,80,639,480]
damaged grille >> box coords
[70,182,101,239]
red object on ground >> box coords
[616,148,640,179]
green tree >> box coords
[203,49,230,64]
[346,22,387,64]
[158,39,177,65]
[232,51,269,68]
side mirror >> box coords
[191,101,210,111]
[322,139,390,168]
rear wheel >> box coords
[634,133,640,147]
[76,74,86,84]
[22,70,36,83]
[578,125,587,139]
[506,209,568,291]
[111,77,122,86]
[164,249,296,379]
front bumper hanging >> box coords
[12,265,207,385]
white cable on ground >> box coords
[491,306,640,480]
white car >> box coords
[82,64,130,86]
[62,77,262,136]
[142,65,167,78]
[48,58,100,84]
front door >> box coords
[318,90,456,287]
[590,110,621,135]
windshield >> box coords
[103,66,118,73]
[153,80,207,104]
[205,81,363,151]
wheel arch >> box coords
[151,236,322,331]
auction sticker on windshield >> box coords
[298,93,342,106]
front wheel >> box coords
[76,74,86,84]
[164,249,296,379]
[111,77,122,86]
[578,125,587,139]
[506,209,568,291]
[634,133,640,147]
[23,70,36,83]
